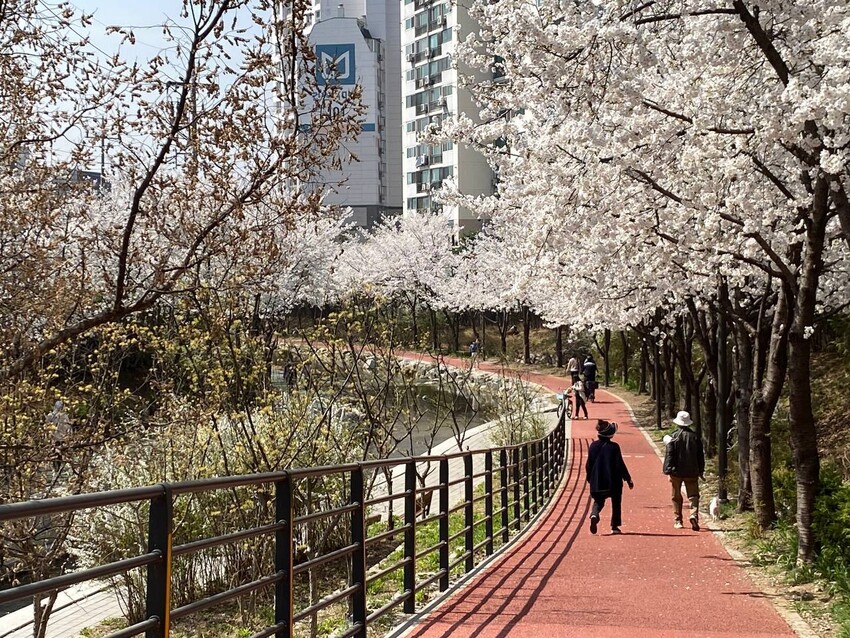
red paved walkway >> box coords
[395,355,801,638]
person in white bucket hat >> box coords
[662,410,705,531]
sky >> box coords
[68,0,185,54]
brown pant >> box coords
[670,476,700,521]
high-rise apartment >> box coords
[400,0,493,236]
[306,0,403,228]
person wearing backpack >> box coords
[663,410,705,531]
[585,420,633,535]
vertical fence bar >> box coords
[544,438,551,498]
[484,451,494,556]
[464,453,474,573]
[274,475,294,638]
[512,448,521,530]
[404,461,417,613]
[145,486,173,638]
[537,441,545,506]
[530,441,539,515]
[350,467,367,638]
[439,457,449,591]
[522,445,531,522]
[499,449,509,543]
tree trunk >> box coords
[663,337,676,418]
[522,306,531,364]
[750,284,789,530]
[733,322,753,512]
[716,286,731,502]
[555,326,564,369]
[602,328,611,386]
[652,336,662,429]
[410,295,419,347]
[639,336,648,394]
[787,176,829,564]
[620,331,630,386]
[703,380,717,456]
[429,308,438,352]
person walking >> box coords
[569,378,589,419]
[582,355,598,401]
[469,338,480,369]
[567,355,580,383]
[663,410,705,530]
[586,420,633,534]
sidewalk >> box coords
[0,584,122,638]
[390,367,815,638]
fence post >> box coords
[404,461,416,613]
[499,449,509,543]
[537,441,545,506]
[512,448,521,530]
[484,451,493,556]
[530,441,539,515]
[275,475,294,638]
[543,438,551,498]
[439,457,449,591]
[522,445,531,522]
[350,467,367,638]
[145,485,173,638]
[464,453,474,573]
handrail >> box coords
[0,409,567,638]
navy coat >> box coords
[585,438,631,495]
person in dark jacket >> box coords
[585,420,633,535]
[663,410,705,531]
[582,356,598,401]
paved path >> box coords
[391,365,808,638]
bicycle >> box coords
[557,390,573,419]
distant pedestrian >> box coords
[569,378,589,419]
[567,356,579,383]
[663,410,705,531]
[583,356,598,401]
[469,338,480,369]
[585,420,633,535]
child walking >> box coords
[585,420,633,534]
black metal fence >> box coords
[0,411,567,638]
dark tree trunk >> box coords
[601,328,611,386]
[639,335,648,394]
[787,176,829,564]
[481,312,486,360]
[652,334,662,429]
[687,300,719,455]
[429,308,439,352]
[522,306,531,364]
[703,380,717,457]
[716,283,731,502]
[750,284,789,530]
[733,321,754,512]
[410,295,419,347]
[499,310,508,355]
[663,337,676,418]
[620,331,630,386]
[555,326,564,369]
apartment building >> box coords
[400,0,493,237]
[306,0,403,229]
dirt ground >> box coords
[614,386,840,638]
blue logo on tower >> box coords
[316,44,356,85]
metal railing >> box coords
[0,412,567,638]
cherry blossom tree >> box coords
[440,0,850,563]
